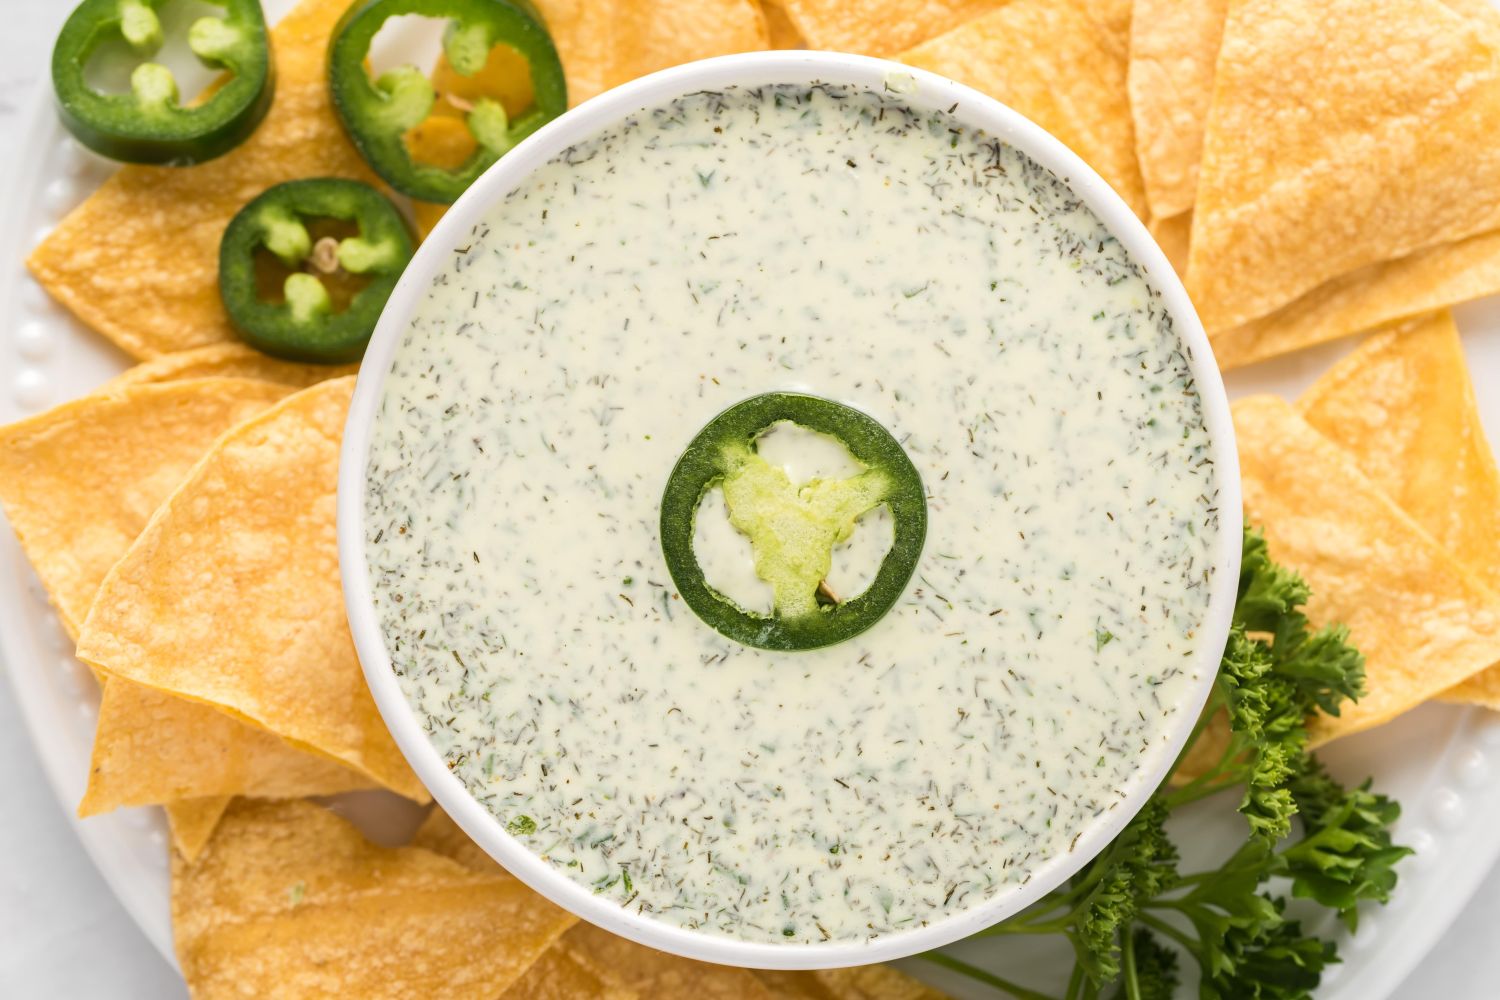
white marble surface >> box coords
[0,2,1495,998]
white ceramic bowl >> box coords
[338,50,1242,970]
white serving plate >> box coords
[2,0,1499,993]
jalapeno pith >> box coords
[660,393,927,652]
[328,0,567,203]
[218,178,414,363]
[52,0,273,165]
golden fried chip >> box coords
[1209,230,1500,369]
[411,809,500,872]
[413,811,774,998]
[410,811,636,1000]
[77,379,426,801]
[1232,396,1500,742]
[1127,0,1228,220]
[173,800,575,998]
[83,677,374,816]
[403,114,479,240]
[405,114,478,172]
[1149,211,1192,275]
[755,967,949,999]
[762,0,807,48]
[899,0,1147,218]
[534,0,769,106]
[1298,312,1500,708]
[0,376,375,825]
[0,378,288,635]
[505,944,639,1000]
[432,46,537,120]
[555,923,777,998]
[165,797,232,863]
[779,0,1002,55]
[1187,0,1500,333]
[412,200,451,242]
[27,0,383,359]
[101,344,358,392]
[413,810,942,999]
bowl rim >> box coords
[337,49,1243,971]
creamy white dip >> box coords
[365,83,1221,944]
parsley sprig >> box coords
[929,530,1410,1000]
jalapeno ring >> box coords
[328,0,567,204]
[52,0,274,165]
[218,178,415,363]
[660,392,927,652]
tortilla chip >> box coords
[165,797,232,863]
[762,0,807,48]
[412,810,943,999]
[82,677,374,816]
[755,968,949,999]
[1232,396,1500,743]
[1209,228,1500,369]
[778,0,1002,55]
[410,812,632,999]
[173,800,574,999]
[534,0,769,107]
[431,47,537,120]
[412,811,775,998]
[1127,0,1228,220]
[1297,312,1500,708]
[1187,0,1500,333]
[503,944,640,1000]
[76,379,426,801]
[0,379,289,636]
[899,0,1147,219]
[101,344,358,392]
[1149,211,1192,275]
[27,0,383,359]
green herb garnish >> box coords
[929,529,1409,1000]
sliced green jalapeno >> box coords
[218,178,414,363]
[660,393,927,652]
[52,0,273,165]
[328,0,567,204]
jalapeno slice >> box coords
[218,178,414,363]
[660,393,927,652]
[328,0,567,204]
[51,0,273,165]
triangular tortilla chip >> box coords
[82,678,374,816]
[27,0,383,359]
[410,811,635,1000]
[1127,0,1229,220]
[1297,313,1500,708]
[413,811,773,997]
[898,0,1147,218]
[1149,210,1192,275]
[0,377,377,816]
[778,0,1003,55]
[173,800,575,998]
[534,0,769,106]
[412,810,944,999]
[77,379,426,801]
[758,967,949,999]
[165,797,232,863]
[1187,0,1500,332]
[763,0,808,48]
[102,345,358,392]
[0,379,288,635]
[1209,228,1500,369]
[1232,396,1500,743]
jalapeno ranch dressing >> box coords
[364,84,1221,944]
